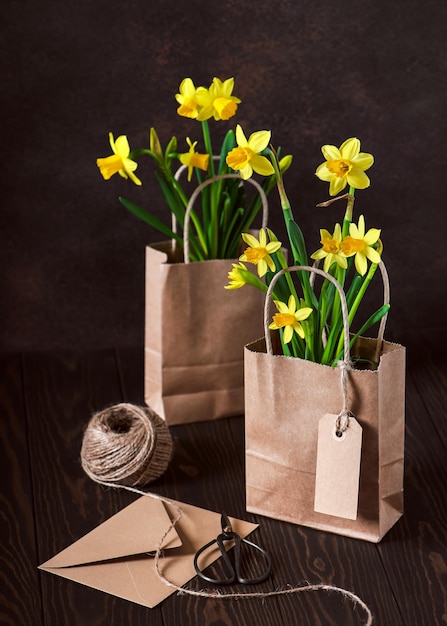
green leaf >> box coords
[218,129,236,173]
[349,304,391,346]
[331,304,391,366]
[118,197,183,245]
[286,219,307,265]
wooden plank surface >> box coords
[375,331,447,626]
[0,338,445,625]
[0,354,42,625]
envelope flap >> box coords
[39,497,260,608]
[41,497,181,568]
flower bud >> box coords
[279,154,293,174]
[150,127,163,159]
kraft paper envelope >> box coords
[39,496,258,608]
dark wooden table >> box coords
[1,329,446,625]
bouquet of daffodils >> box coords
[96,77,291,261]
[225,136,387,368]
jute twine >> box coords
[81,403,173,486]
[80,405,373,624]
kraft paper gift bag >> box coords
[244,264,405,542]
[144,175,267,426]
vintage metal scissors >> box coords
[193,512,272,585]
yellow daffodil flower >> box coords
[310,223,348,272]
[340,215,381,275]
[315,137,374,196]
[179,138,210,181]
[269,295,313,343]
[239,229,281,277]
[96,133,142,186]
[175,78,205,119]
[224,262,249,290]
[226,125,275,180]
[196,77,241,121]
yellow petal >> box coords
[311,249,326,260]
[250,155,275,176]
[123,157,138,172]
[265,241,282,254]
[357,215,366,236]
[258,229,267,246]
[355,253,368,276]
[283,325,293,343]
[293,323,305,339]
[235,124,248,147]
[179,78,196,96]
[323,256,334,272]
[295,307,313,321]
[333,223,342,240]
[347,169,370,189]
[239,163,253,179]
[108,132,116,151]
[196,105,213,121]
[126,169,143,186]
[315,163,333,181]
[241,232,260,247]
[340,137,360,160]
[364,228,381,245]
[329,175,347,196]
[220,77,234,97]
[266,255,276,272]
[321,144,341,161]
[353,152,374,170]
[257,259,268,276]
[247,130,271,153]
[365,247,381,264]
[337,255,348,269]
[274,300,289,314]
[114,135,131,158]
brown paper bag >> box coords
[144,175,267,426]
[244,264,405,542]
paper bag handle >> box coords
[175,163,268,263]
[264,261,390,365]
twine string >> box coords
[85,476,373,625]
[336,360,352,434]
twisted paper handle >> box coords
[174,160,269,263]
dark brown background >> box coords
[2,0,446,351]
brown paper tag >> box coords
[314,413,362,520]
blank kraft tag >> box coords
[314,413,362,520]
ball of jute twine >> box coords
[81,403,173,486]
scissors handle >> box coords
[193,531,272,585]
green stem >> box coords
[342,187,355,237]
[201,121,219,256]
[334,262,379,358]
